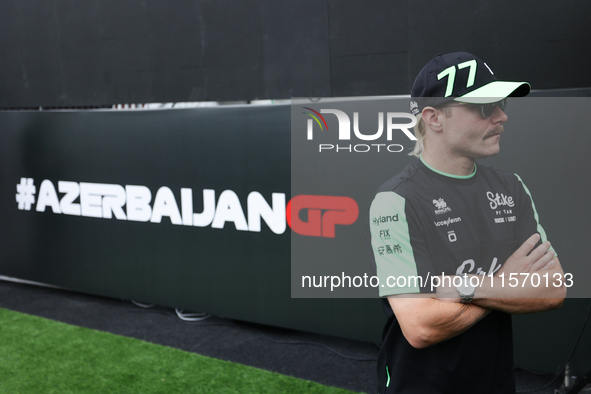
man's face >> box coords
[440,102,508,159]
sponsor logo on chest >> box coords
[486,191,514,210]
[432,198,451,215]
[487,191,517,224]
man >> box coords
[366,52,566,394]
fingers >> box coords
[506,234,553,273]
[515,233,541,257]
[538,259,556,271]
[527,240,552,262]
[531,249,555,272]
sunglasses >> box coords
[442,98,507,118]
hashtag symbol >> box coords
[16,178,36,210]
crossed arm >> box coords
[389,234,567,349]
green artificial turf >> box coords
[0,308,358,393]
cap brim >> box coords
[454,81,531,104]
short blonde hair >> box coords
[409,113,426,157]
[409,107,452,157]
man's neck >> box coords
[421,151,476,177]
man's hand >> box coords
[396,233,566,349]
[475,234,565,313]
[435,234,566,313]
[499,233,556,275]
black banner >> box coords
[0,105,385,342]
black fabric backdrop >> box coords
[1,0,590,107]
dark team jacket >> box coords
[366,157,552,394]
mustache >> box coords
[486,125,504,138]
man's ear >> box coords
[421,107,443,133]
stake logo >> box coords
[486,191,514,210]
[286,195,359,238]
[302,107,417,153]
